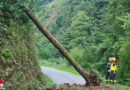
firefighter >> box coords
[110,57,117,84]
[105,57,112,84]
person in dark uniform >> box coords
[105,57,112,84]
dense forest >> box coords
[0,0,130,89]
[36,0,130,86]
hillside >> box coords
[36,0,130,86]
[0,0,130,89]
[0,0,44,89]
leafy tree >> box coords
[117,14,130,85]
[64,11,93,49]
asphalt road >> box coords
[41,67,86,85]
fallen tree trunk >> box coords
[21,5,100,86]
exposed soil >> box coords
[47,84,121,90]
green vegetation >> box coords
[41,64,80,75]
[0,0,130,89]
[36,0,130,86]
[43,74,53,88]
[119,85,130,90]
[0,0,44,89]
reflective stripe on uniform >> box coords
[105,80,108,81]
[114,80,117,82]
[110,63,114,71]
[105,80,111,81]
[108,70,111,72]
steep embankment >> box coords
[0,1,44,89]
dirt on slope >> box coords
[47,84,121,90]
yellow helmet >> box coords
[112,57,116,62]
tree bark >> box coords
[21,5,100,86]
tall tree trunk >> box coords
[21,5,100,86]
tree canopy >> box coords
[36,0,130,85]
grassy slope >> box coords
[43,74,53,88]
[41,64,80,75]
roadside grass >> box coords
[41,64,80,75]
[116,84,130,90]
[41,63,80,88]
[101,82,130,90]
[43,74,53,88]
[40,61,130,89]
[41,64,130,90]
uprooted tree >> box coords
[21,5,100,86]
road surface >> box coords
[41,67,86,85]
